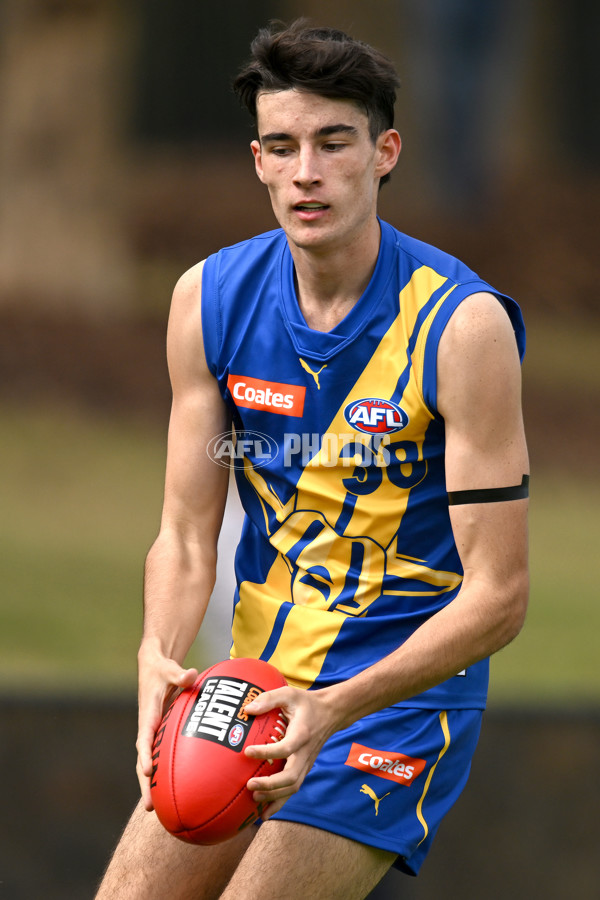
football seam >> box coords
[182,755,277,835]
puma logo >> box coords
[360,784,391,816]
[299,358,327,389]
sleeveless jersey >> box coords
[201,219,525,709]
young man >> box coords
[96,21,529,900]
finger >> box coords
[244,737,289,763]
[254,785,296,806]
[261,796,291,819]
[252,778,300,818]
[135,658,199,812]
[138,664,199,771]
[247,769,295,793]
[243,686,292,716]
[136,757,155,812]
[247,755,301,794]
[137,720,159,777]
[137,694,166,773]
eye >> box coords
[270,146,293,157]
[322,142,345,152]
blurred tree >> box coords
[0,0,134,315]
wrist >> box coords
[314,682,361,735]
[137,635,171,669]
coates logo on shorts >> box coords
[344,398,408,435]
[344,742,426,786]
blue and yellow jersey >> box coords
[201,220,525,709]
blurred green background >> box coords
[0,0,598,708]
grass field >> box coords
[1,400,598,705]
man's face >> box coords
[251,90,399,255]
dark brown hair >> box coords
[233,20,401,185]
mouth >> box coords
[294,201,329,211]
[293,201,330,221]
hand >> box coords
[136,645,198,810]
[243,685,338,819]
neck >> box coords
[289,218,381,332]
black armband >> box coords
[448,474,529,506]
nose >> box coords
[293,146,321,187]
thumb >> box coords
[159,659,198,689]
[175,666,199,688]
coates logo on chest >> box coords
[227,374,306,417]
[344,398,408,435]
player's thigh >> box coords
[221,819,396,900]
[95,800,256,900]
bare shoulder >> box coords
[166,260,209,387]
[437,291,524,434]
[440,291,518,356]
[438,293,521,406]
[170,260,206,321]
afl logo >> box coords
[344,398,408,434]
[228,723,245,747]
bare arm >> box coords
[136,261,231,808]
[246,292,529,813]
[326,292,529,711]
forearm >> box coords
[139,527,218,666]
[319,570,528,732]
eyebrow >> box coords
[260,124,359,144]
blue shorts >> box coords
[270,706,483,876]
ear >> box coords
[375,129,401,180]
[251,140,266,184]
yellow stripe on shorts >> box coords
[416,710,451,846]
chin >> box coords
[286,223,336,252]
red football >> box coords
[150,657,288,844]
